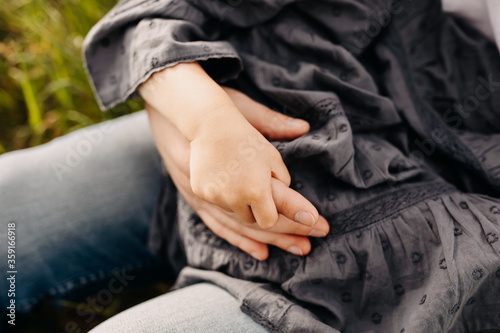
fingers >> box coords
[176,180,270,260]
[181,173,327,260]
[250,186,279,229]
[222,86,310,140]
[264,214,329,237]
[232,205,255,224]
[148,97,323,260]
[271,178,319,227]
[181,177,317,260]
[237,227,312,257]
[199,208,270,261]
[271,152,291,186]
[181,177,325,259]
[201,203,312,259]
[258,107,310,141]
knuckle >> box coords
[272,112,286,128]
[246,185,264,202]
[262,107,275,123]
[190,183,203,197]
[276,151,286,163]
[268,234,287,247]
[192,181,219,203]
[259,216,278,230]
[271,147,284,161]
[276,195,289,214]
[189,177,202,194]
[223,192,241,208]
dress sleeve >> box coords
[82,0,243,110]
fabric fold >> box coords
[82,0,243,109]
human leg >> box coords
[88,283,268,333]
[0,111,165,312]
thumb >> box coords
[222,86,309,140]
[255,108,310,140]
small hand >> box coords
[189,112,291,229]
[147,96,329,260]
[140,62,313,230]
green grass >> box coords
[0,0,143,153]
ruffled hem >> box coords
[177,185,500,332]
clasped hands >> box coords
[140,62,329,261]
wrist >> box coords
[139,62,241,141]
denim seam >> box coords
[241,300,281,332]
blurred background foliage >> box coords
[0,0,143,154]
[1,4,170,331]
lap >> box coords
[89,283,268,333]
[0,111,164,311]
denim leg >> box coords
[88,283,269,333]
[0,111,164,312]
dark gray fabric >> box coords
[83,0,500,332]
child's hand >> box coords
[189,108,293,229]
[140,62,317,230]
[146,103,329,260]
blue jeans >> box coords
[0,111,267,332]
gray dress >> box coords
[83,0,500,332]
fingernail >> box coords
[287,246,304,256]
[295,211,315,226]
[309,229,326,237]
[287,117,307,128]
[251,252,262,260]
